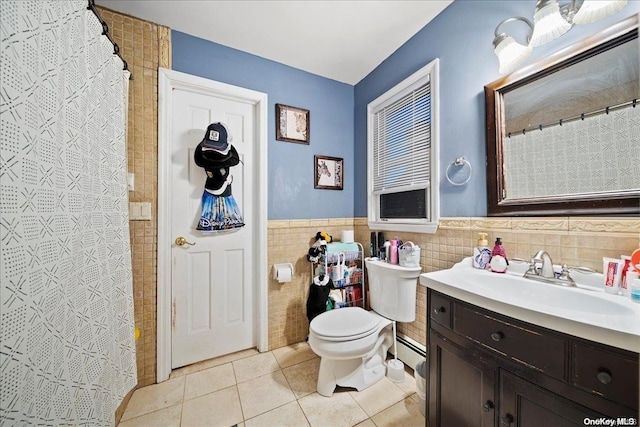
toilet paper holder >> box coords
[272,263,294,282]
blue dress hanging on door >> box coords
[194,122,245,231]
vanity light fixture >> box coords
[493,17,534,74]
[530,0,572,47]
[493,0,628,73]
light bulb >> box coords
[530,0,572,47]
[494,36,533,74]
[573,0,628,25]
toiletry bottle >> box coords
[625,268,639,298]
[389,239,399,265]
[491,238,508,264]
[370,232,377,257]
[473,233,492,270]
[630,278,640,303]
[383,241,391,262]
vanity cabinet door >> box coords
[429,333,495,427]
[499,370,604,427]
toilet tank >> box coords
[364,258,421,322]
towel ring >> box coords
[445,157,472,186]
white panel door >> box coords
[171,89,255,369]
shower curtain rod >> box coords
[87,0,133,80]
[507,98,637,138]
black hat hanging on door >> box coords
[194,122,245,231]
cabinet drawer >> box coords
[454,304,567,379]
[429,291,453,329]
[572,342,639,410]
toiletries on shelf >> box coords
[473,232,491,269]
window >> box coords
[367,59,439,233]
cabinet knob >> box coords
[596,369,613,385]
[482,400,494,412]
[501,414,513,426]
[433,306,446,315]
[491,331,504,342]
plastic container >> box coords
[399,242,421,268]
[387,358,405,382]
[415,359,427,417]
[473,233,491,270]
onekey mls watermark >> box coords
[583,418,638,426]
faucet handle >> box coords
[525,258,538,275]
[558,264,576,286]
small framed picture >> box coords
[276,104,310,144]
[314,155,343,190]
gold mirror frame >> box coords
[485,14,639,216]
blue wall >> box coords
[354,1,640,217]
[172,1,639,220]
[172,31,354,220]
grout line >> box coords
[233,384,246,426]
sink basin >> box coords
[420,258,640,352]
[454,269,635,316]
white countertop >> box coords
[420,258,640,353]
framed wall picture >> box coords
[314,155,343,190]
[276,103,310,144]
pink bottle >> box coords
[389,239,399,264]
[492,238,507,258]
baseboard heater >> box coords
[392,334,426,372]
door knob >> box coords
[175,237,195,246]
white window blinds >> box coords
[372,80,431,193]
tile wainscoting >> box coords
[269,217,640,350]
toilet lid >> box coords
[310,307,381,340]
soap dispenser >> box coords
[473,232,491,269]
[491,237,508,262]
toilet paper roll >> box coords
[341,230,354,243]
[274,263,293,283]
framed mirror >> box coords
[485,15,639,216]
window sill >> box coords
[368,221,439,234]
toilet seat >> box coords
[310,307,382,341]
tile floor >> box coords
[119,342,425,427]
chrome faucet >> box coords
[523,250,576,287]
[532,250,554,278]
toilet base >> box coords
[315,329,392,397]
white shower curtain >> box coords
[0,1,136,425]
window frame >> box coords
[367,58,440,233]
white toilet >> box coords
[308,258,421,396]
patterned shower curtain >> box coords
[0,1,137,425]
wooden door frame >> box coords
[157,68,268,382]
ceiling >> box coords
[95,0,453,85]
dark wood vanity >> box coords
[427,289,639,426]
